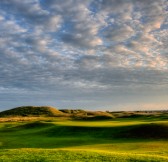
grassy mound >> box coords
[0,106,64,117]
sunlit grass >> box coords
[54,120,151,127]
[0,149,168,162]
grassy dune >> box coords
[0,108,168,161]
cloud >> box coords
[0,0,167,110]
[136,0,166,32]
[103,25,134,42]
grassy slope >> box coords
[0,117,168,161]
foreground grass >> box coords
[1,149,168,162]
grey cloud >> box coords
[42,0,104,48]
[103,25,134,42]
[100,0,133,14]
[0,0,62,32]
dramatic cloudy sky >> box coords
[0,0,168,111]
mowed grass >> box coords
[0,117,168,161]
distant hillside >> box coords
[60,109,115,120]
[1,106,167,120]
[0,107,114,120]
[0,106,64,117]
[109,110,168,119]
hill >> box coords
[0,106,64,117]
[0,107,115,119]
[0,106,167,120]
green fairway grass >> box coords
[0,117,168,161]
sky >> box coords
[0,0,168,111]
